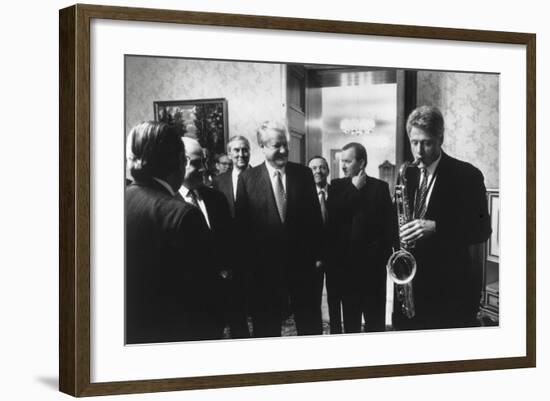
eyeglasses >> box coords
[187,156,205,168]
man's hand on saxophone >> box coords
[400,219,436,244]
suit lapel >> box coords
[285,163,296,219]
[424,152,447,219]
[197,186,221,233]
[196,186,208,206]
[362,175,374,201]
[214,173,235,216]
[224,174,235,214]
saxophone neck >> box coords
[398,159,421,184]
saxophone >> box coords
[386,160,419,319]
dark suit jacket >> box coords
[125,180,216,344]
[401,151,491,327]
[197,185,250,336]
[196,185,234,270]
[327,175,394,293]
[213,171,236,217]
[235,162,323,296]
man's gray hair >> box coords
[256,120,289,146]
[227,135,250,152]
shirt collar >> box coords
[424,151,442,176]
[265,161,285,178]
[152,177,175,197]
[179,184,199,200]
[316,183,328,195]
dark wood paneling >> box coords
[287,65,306,164]
[75,4,92,396]
[59,4,92,396]
[289,130,306,164]
[525,33,536,367]
[288,67,305,113]
[59,5,76,396]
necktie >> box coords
[414,167,428,219]
[274,170,287,223]
[188,190,199,208]
[319,189,328,224]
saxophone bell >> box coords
[387,248,417,285]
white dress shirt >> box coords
[178,185,211,229]
[264,162,287,193]
[232,168,241,200]
[316,184,328,199]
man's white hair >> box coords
[256,120,289,146]
[181,136,202,156]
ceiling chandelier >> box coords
[340,117,376,136]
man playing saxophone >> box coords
[393,106,492,330]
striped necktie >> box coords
[273,170,287,223]
[414,167,429,219]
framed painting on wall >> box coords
[153,98,228,176]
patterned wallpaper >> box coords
[125,60,499,187]
[417,71,500,189]
[125,56,285,166]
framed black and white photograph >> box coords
[59,4,536,397]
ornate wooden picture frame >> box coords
[59,3,536,397]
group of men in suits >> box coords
[125,105,491,344]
